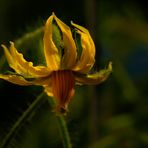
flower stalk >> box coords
[57,115,72,148]
[48,96,72,148]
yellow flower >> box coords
[0,13,112,113]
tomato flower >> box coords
[0,13,112,113]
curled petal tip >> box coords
[108,61,113,71]
[1,44,5,48]
[1,44,8,52]
[52,12,55,16]
[70,20,74,24]
[9,41,14,45]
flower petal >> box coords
[0,74,33,85]
[75,62,112,85]
[71,22,96,73]
[43,14,60,71]
[1,44,18,72]
[1,43,51,78]
[0,74,51,86]
[53,13,77,69]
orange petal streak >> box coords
[51,70,75,113]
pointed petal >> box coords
[1,44,18,72]
[71,22,96,73]
[2,43,51,78]
[75,62,112,85]
[43,14,60,71]
[0,73,51,86]
[0,74,33,85]
[53,13,77,68]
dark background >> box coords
[0,0,148,147]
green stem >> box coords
[1,92,46,148]
[57,115,72,148]
[48,98,72,148]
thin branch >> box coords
[1,92,46,148]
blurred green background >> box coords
[0,0,148,148]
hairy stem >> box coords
[57,115,72,148]
[1,92,46,148]
[48,98,72,148]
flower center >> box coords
[51,70,75,113]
